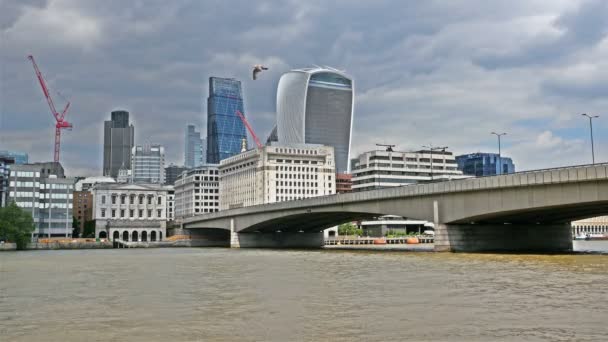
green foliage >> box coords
[72,216,81,238]
[82,220,96,238]
[338,222,362,236]
[0,202,35,249]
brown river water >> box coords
[1,241,607,341]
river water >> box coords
[1,241,607,341]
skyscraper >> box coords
[184,124,205,168]
[0,150,29,165]
[103,110,134,178]
[131,144,165,184]
[276,67,354,173]
[206,77,247,164]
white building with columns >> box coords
[219,143,335,210]
[92,183,168,241]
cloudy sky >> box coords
[1,0,607,176]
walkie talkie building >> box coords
[276,67,354,173]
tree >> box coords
[338,222,362,236]
[0,202,35,250]
[82,220,96,238]
[72,216,81,238]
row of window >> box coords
[101,194,163,205]
[277,173,320,180]
[274,148,319,155]
[100,208,163,219]
[277,188,320,195]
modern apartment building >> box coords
[456,153,515,176]
[103,110,135,178]
[8,162,75,238]
[174,165,220,220]
[206,77,247,164]
[185,124,206,168]
[351,149,468,192]
[219,144,335,210]
[275,67,354,173]
[0,150,28,165]
[131,144,165,184]
[92,183,168,241]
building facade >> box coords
[0,150,28,165]
[276,67,354,173]
[165,164,189,185]
[8,162,75,238]
[185,124,206,168]
[219,144,335,210]
[103,110,135,178]
[0,156,14,207]
[351,149,468,192]
[572,216,608,237]
[131,144,165,184]
[336,173,353,193]
[73,191,93,234]
[92,183,168,241]
[456,153,515,176]
[206,77,247,164]
[174,165,220,220]
[165,185,175,222]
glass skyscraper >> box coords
[206,77,247,164]
[103,110,134,178]
[276,67,354,173]
[456,153,515,176]
[185,124,205,168]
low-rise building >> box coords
[351,149,468,192]
[73,191,93,234]
[336,173,352,193]
[219,144,335,210]
[174,165,220,220]
[572,216,608,236]
[8,162,75,238]
[456,152,515,176]
[75,176,116,191]
[92,183,168,241]
[0,156,14,207]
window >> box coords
[111,209,116,218]
[148,209,152,217]
[101,195,106,204]
[121,196,126,205]
[130,196,134,204]
[130,209,134,218]
[139,196,144,205]
[139,209,143,217]
[158,197,162,205]
[157,209,162,217]
[111,196,116,204]
[120,209,125,218]
[101,209,106,218]
[148,196,152,205]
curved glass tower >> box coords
[276,67,354,173]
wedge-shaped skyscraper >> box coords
[276,67,354,173]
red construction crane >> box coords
[27,55,72,163]
[236,110,263,149]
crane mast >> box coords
[236,110,263,149]
[27,55,72,163]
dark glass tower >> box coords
[103,110,134,178]
[206,77,247,164]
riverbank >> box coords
[324,243,434,252]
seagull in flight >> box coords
[252,64,269,80]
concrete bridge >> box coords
[183,164,608,252]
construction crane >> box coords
[236,110,263,149]
[376,143,396,152]
[27,55,72,163]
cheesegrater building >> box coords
[276,67,354,174]
[206,77,247,164]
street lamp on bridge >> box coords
[491,132,507,175]
[581,114,599,164]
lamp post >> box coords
[491,132,507,175]
[422,145,448,181]
[581,114,599,164]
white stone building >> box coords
[92,183,168,241]
[572,216,608,236]
[351,149,469,192]
[174,165,220,220]
[219,144,335,210]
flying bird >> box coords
[252,64,268,80]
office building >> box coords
[73,191,93,234]
[174,165,220,220]
[359,215,434,237]
[336,173,353,193]
[103,110,135,178]
[165,164,189,185]
[185,124,206,168]
[206,77,247,164]
[131,144,165,184]
[276,67,354,173]
[92,183,168,241]
[165,185,175,222]
[219,144,335,210]
[0,156,14,207]
[351,148,468,192]
[0,150,28,165]
[456,153,515,176]
[8,162,75,238]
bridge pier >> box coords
[434,223,573,252]
[230,232,324,248]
